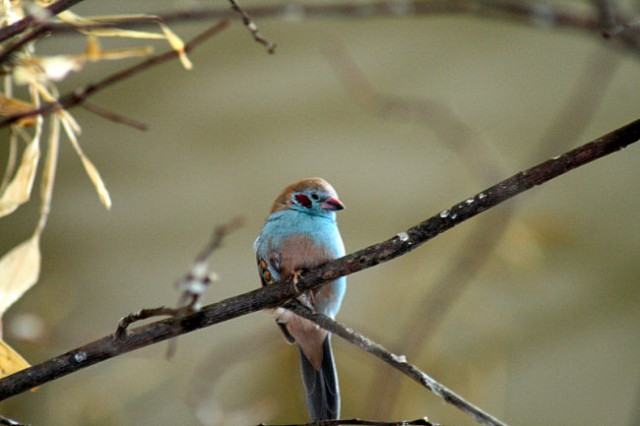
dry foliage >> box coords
[0,0,192,378]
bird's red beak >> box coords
[322,196,345,211]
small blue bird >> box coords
[254,178,346,421]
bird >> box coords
[254,177,346,421]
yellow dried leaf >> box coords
[35,115,60,235]
[85,35,101,61]
[0,2,24,26]
[159,23,192,70]
[58,11,165,39]
[0,339,31,379]
[80,155,112,209]
[0,93,36,126]
[57,11,190,68]
[60,116,111,209]
[0,137,40,218]
[13,55,85,84]
[92,46,154,61]
[0,235,41,316]
[83,34,153,61]
[40,55,85,82]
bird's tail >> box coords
[298,335,340,421]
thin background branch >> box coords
[2,1,639,55]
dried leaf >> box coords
[159,23,192,70]
[58,11,166,39]
[80,155,112,209]
[0,235,41,316]
[0,137,40,218]
[13,55,85,84]
[0,2,24,27]
[84,35,153,61]
[0,93,36,126]
[85,34,101,60]
[92,46,154,61]
[0,339,31,379]
[60,115,112,209]
[58,11,191,69]
[35,115,60,235]
[14,39,152,85]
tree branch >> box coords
[3,1,637,46]
[7,1,639,55]
[0,0,87,42]
[0,116,637,404]
[285,301,507,426]
[228,0,277,53]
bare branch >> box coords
[0,116,637,401]
[228,0,277,53]
[0,0,86,42]
[0,414,28,426]
[285,301,506,426]
[10,1,639,55]
[115,307,178,341]
[175,216,245,308]
[81,101,148,131]
[4,2,639,57]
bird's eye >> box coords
[310,193,319,201]
[294,194,312,208]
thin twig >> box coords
[115,307,178,341]
[0,20,231,128]
[0,117,637,400]
[3,1,639,57]
[81,101,148,131]
[0,0,86,42]
[4,1,638,55]
[228,0,277,54]
[0,25,51,65]
[0,414,29,426]
[167,216,245,358]
[116,216,245,343]
[285,301,507,426]
[175,216,245,308]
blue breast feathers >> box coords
[254,209,346,318]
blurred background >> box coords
[1,0,640,425]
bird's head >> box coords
[271,177,345,216]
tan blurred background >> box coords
[1,1,640,425]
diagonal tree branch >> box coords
[0,0,87,42]
[0,116,637,404]
[285,301,508,426]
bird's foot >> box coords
[292,270,303,294]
